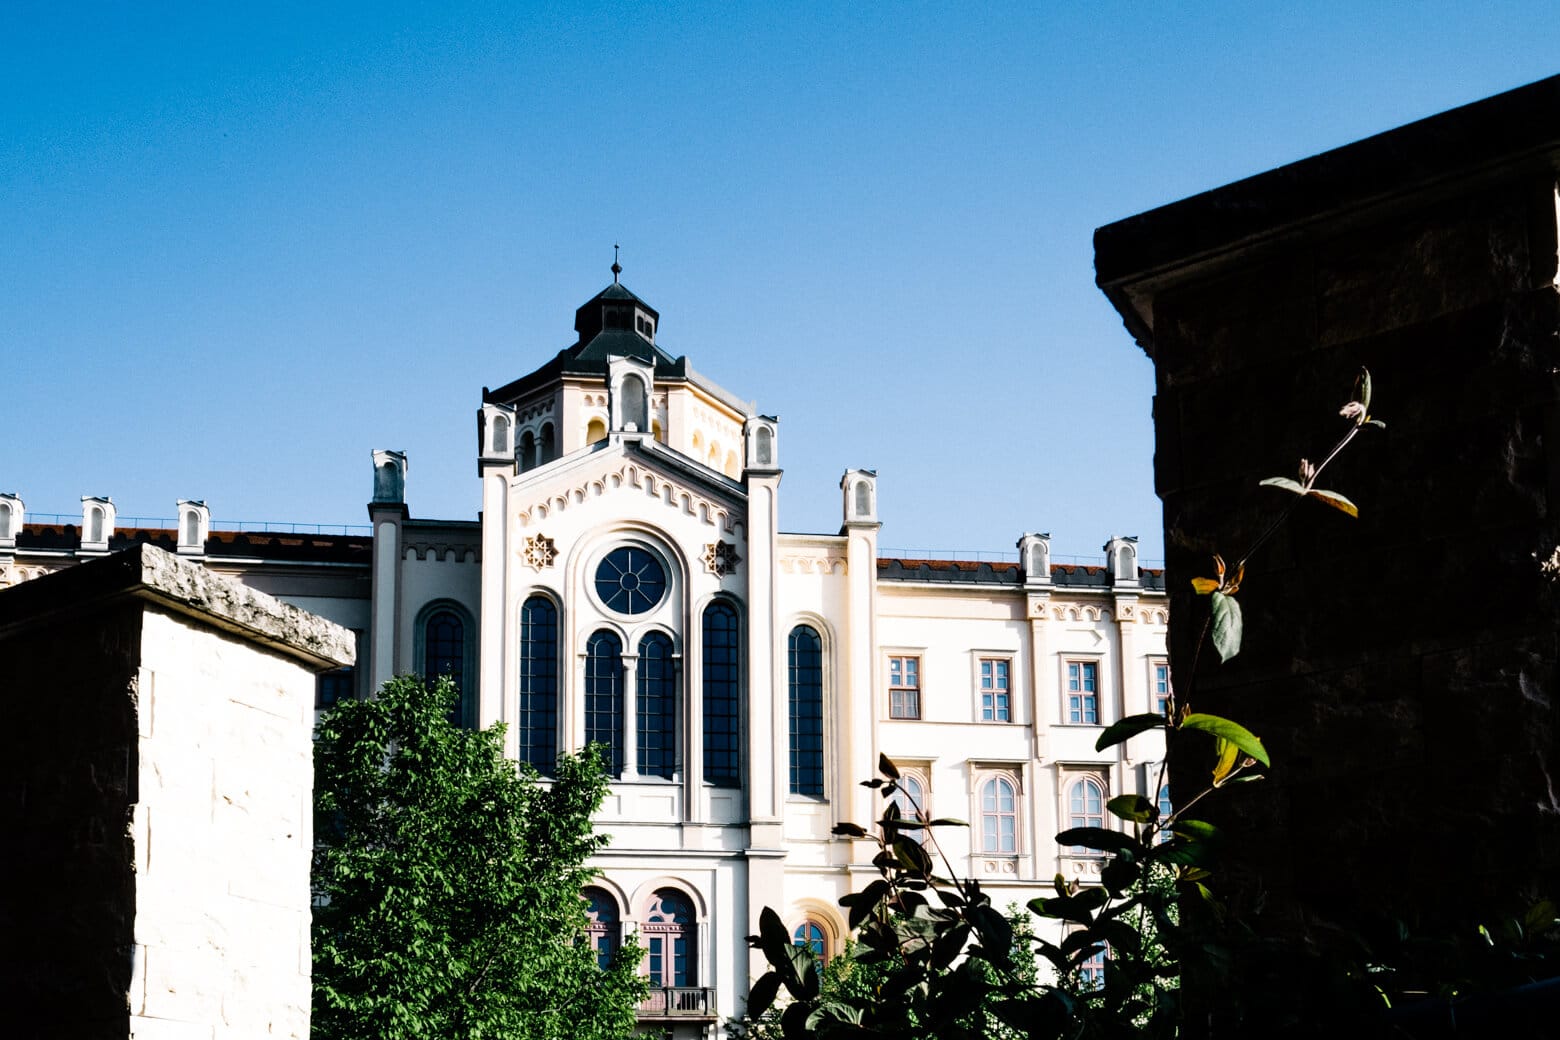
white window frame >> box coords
[883,649,925,721]
[973,653,1015,723]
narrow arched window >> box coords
[518,596,558,773]
[637,632,676,779]
[621,373,647,430]
[703,602,740,787]
[89,506,104,544]
[585,630,624,777]
[788,625,824,796]
[539,422,555,461]
[981,776,1017,853]
[1117,546,1133,579]
[756,426,773,465]
[854,480,871,517]
[519,430,536,471]
[1068,776,1105,853]
[493,414,510,455]
[0,502,10,539]
[183,510,199,546]
[583,887,621,970]
[424,610,466,723]
[644,889,697,987]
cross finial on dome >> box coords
[611,243,621,283]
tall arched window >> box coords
[756,426,773,465]
[643,888,697,987]
[637,632,676,778]
[788,625,824,796]
[423,609,467,724]
[518,596,558,773]
[702,602,740,787]
[539,422,555,461]
[889,774,926,823]
[585,631,624,777]
[88,506,104,544]
[183,510,199,546]
[493,414,510,454]
[980,776,1018,853]
[1068,776,1106,853]
[582,886,621,970]
[519,430,537,471]
[0,502,10,539]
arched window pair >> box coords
[582,886,698,987]
[518,423,556,471]
[582,627,678,779]
[583,630,674,778]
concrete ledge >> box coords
[0,543,354,671]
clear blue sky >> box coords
[5,3,1558,563]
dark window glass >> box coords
[788,625,824,796]
[595,546,667,615]
[315,667,353,709]
[583,886,620,970]
[702,602,741,786]
[518,596,558,773]
[424,610,465,724]
[585,630,624,777]
[637,632,676,779]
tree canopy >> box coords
[312,674,645,1040]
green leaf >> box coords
[1357,367,1372,414]
[1055,827,1139,855]
[746,971,782,1020]
[1171,818,1223,843]
[1259,476,1306,494]
[1306,488,1359,518]
[1210,736,1240,786]
[878,753,900,780]
[1107,794,1156,824]
[1095,712,1168,752]
[1209,591,1243,662]
[1180,713,1269,767]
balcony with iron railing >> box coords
[638,986,715,1018]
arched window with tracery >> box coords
[585,630,624,777]
[582,886,620,970]
[518,596,558,773]
[980,776,1018,853]
[788,625,824,796]
[637,632,676,778]
[643,888,697,987]
[702,601,740,787]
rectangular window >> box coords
[1153,660,1171,717]
[1067,661,1099,724]
[888,656,920,719]
[979,658,1011,722]
[315,667,354,710]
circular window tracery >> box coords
[594,546,668,615]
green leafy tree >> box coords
[311,674,646,1040]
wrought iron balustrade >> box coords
[638,986,713,1017]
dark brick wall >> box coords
[1,603,141,1035]
[1151,173,1560,939]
